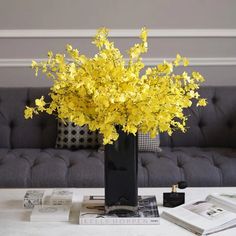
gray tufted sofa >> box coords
[0,87,236,188]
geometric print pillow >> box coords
[55,120,100,150]
[138,132,162,152]
[98,132,162,153]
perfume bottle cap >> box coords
[171,181,187,193]
[178,181,188,189]
[163,181,188,207]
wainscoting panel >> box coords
[0,66,236,87]
[0,28,235,86]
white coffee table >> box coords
[0,187,236,236]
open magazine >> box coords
[162,193,236,235]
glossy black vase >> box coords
[104,126,138,213]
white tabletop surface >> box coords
[0,187,236,236]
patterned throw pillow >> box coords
[56,120,99,149]
[98,132,161,153]
[138,133,161,152]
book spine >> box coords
[79,217,159,225]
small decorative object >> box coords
[23,190,45,209]
[30,205,71,222]
[50,189,73,206]
[24,28,207,214]
[163,181,188,207]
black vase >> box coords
[104,126,138,214]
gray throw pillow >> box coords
[55,120,100,149]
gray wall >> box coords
[0,0,235,87]
[1,0,236,29]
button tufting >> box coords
[33,159,40,166]
[141,162,146,167]
[31,163,37,168]
[212,97,218,104]
[177,162,183,168]
[198,120,205,128]
[9,121,15,128]
[213,162,220,168]
[227,120,233,128]
[25,99,31,106]
[69,161,77,168]
[40,122,46,129]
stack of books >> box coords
[79,195,159,225]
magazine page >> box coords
[162,199,236,234]
[207,193,236,213]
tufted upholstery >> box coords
[0,88,56,148]
[0,87,236,188]
[160,87,236,148]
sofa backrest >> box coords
[0,87,236,148]
[160,86,236,148]
[0,88,57,148]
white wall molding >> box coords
[0,57,236,67]
[0,29,236,38]
[142,58,236,66]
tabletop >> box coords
[0,187,236,236]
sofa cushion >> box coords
[0,148,236,188]
[0,149,105,188]
[147,147,236,187]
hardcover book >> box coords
[162,193,236,235]
[79,195,159,225]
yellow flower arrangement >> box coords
[24,28,207,144]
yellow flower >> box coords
[31,60,39,76]
[24,107,34,119]
[31,60,38,68]
[35,96,46,112]
[66,44,73,52]
[174,54,181,66]
[48,51,53,58]
[25,27,207,144]
[197,98,207,107]
[157,60,173,74]
[183,57,189,66]
[140,27,148,42]
[192,72,205,82]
